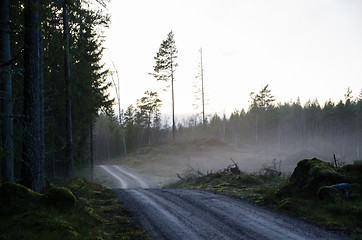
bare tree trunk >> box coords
[63,0,73,177]
[119,113,127,155]
[39,25,45,185]
[277,122,281,154]
[255,115,258,150]
[0,0,14,182]
[171,54,175,141]
[200,48,205,126]
[110,63,127,155]
[107,129,110,161]
[148,113,151,145]
[22,0,44,192]
[90,123,94,181]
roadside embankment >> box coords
[0,178,150,240]
[168,158,362,239]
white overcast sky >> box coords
[103,0,362,117]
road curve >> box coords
[98,165,352,240]
[97,165,159,189]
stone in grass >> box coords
[330,183,350,197]
[44,187,77,210]
[317,186,340,201]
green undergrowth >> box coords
[0,178,150,240]
[168,159,362,239]
[167,172,287,205]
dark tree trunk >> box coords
[39,27,45,185]
[63,0,73,177]
[90,122,94,181]
[0,0,14,182]
[22,0,44,192]
[200,48,205,126]
[171,55,175,141]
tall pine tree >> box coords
[22,0,44,192]
[151,31,178,140]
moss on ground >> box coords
[0,178,150,240]
[0,182,43,216]
[168,158,362,239]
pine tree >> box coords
[249,84,275,111]
[63,0,73,177]
[136,91,162,145]
[151,31,178,140]
[123,105,139,152]
[22,0,44,192]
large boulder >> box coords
[289,158,345,193]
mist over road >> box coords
[98,165,351,240]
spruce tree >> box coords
[136,91,162,145]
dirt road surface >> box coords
[98,165,352,240]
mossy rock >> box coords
[290,158,345,193]
[44,187,77,210]
[0,182,42,216]
[317,186,340,201]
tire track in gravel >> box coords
[98,165,352,240]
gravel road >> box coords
[98,165,352,240]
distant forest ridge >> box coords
[95,85,362,163]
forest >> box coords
[1,2,361,240]
[95,85,362,165]
[0,0,112,192]
[94,30,361,165]
[1,0,361,193]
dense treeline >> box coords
[95,85,361,163]
[181,86,362,162]
[94,91,165,159]
[0,0,111,190]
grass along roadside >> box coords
[0,178,150,240]
[167,159,362,239]
[104,139,299,187]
